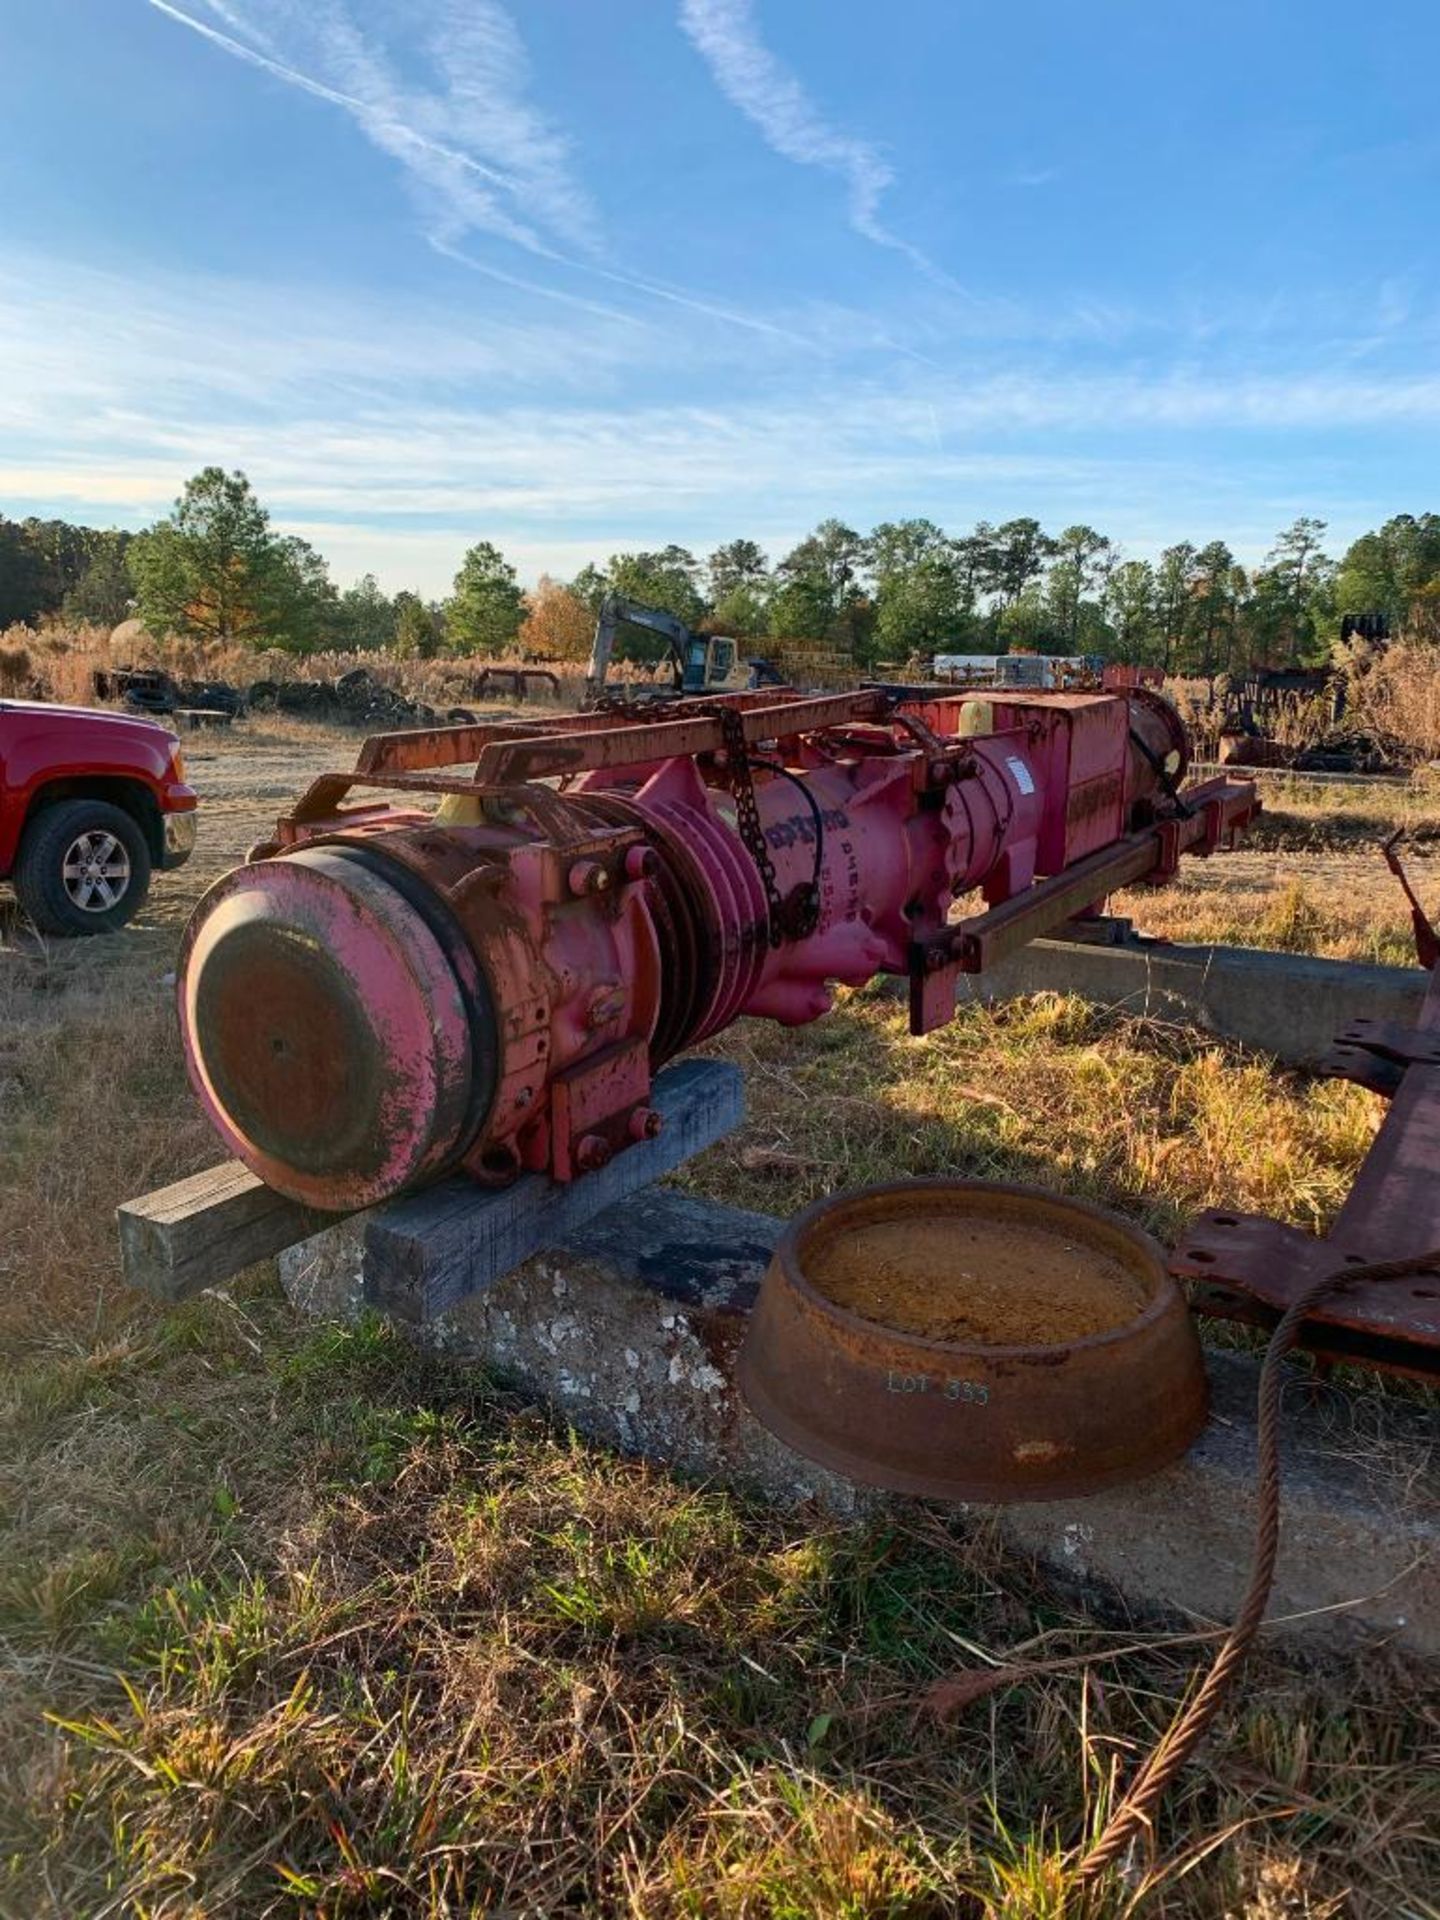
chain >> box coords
[709,705,823,947]
[587,695,818,947]
[590,690,696,722]
[712,706,786,948]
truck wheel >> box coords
[13,799,152,936]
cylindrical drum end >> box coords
[178,847,479,1211]
[739,1179,1207,1502]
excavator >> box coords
[583,593,783,706]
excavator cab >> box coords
[682,634,742,693]
[585,594,754,704]
[679,632,712,692]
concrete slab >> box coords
[962,938,1430,1070]
[280,1184,1439,1658]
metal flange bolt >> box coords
[568,859,612,897]
[575,1133,613,1172]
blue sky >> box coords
[2,0,1437,595]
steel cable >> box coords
[1075,1244,1440,1886]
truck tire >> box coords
[12,798,152,937]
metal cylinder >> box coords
[176,688,1235,1209]
[179,846,494,1210]
[738,1178,1208,1501]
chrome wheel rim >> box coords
[61,830,131,912]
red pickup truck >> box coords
[0,700,198,935]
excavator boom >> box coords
[584,593,745,703]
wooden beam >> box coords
[118,1058,745,1312]
[118,1161,339,1302]
[353,1058,744,1321]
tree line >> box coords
[4,467,1440,672]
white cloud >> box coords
[678,0,958,288]
[140,0,867,347]
[144,0,598,255]
[193,0,275,45]
[10,344,1431,592]
[6,231,1433,599]
[0,255,653,445]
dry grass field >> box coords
[2,716,1437,1917]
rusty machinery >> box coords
[175,684,1439,1380]
[1173,835,1440,1382]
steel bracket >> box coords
[549,1038,654,1183]
[1153,817,1184,881]
[907,950,962,1038]
[1317,1008,1440,1092]
[1179,968,1440,1381]
[1171,1211,1440,1381]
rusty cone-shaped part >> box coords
[738,1180,1207,1501]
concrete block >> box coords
[279,1184,1440,1658]
[962,938,1429,1070]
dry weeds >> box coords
[1170,646,1440,769]
[1116,775,1438,966]
[1345,644,1440,765]
[0,720,1436,1917]
[1,621,595,713]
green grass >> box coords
[690,988,1375,1249]
[4,1298,1435,1919]
[1,988,1433,1916]
[2,719,1437,1914]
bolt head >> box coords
[576,1133,612,1172]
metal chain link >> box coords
[711,705,788,948]
[585,695,819,947]
[590,690,699,723]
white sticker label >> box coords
[1006,755,1036,795]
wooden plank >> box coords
[120,1057,744,1314]
[118,1161,339,1302]
[352,1058,744,1322]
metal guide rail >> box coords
[1174,961,1440,1382]
[906,774,1257,1034]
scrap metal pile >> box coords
[244,667,445,729]
[177,684,1255,1212]
[97,663,491,731]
